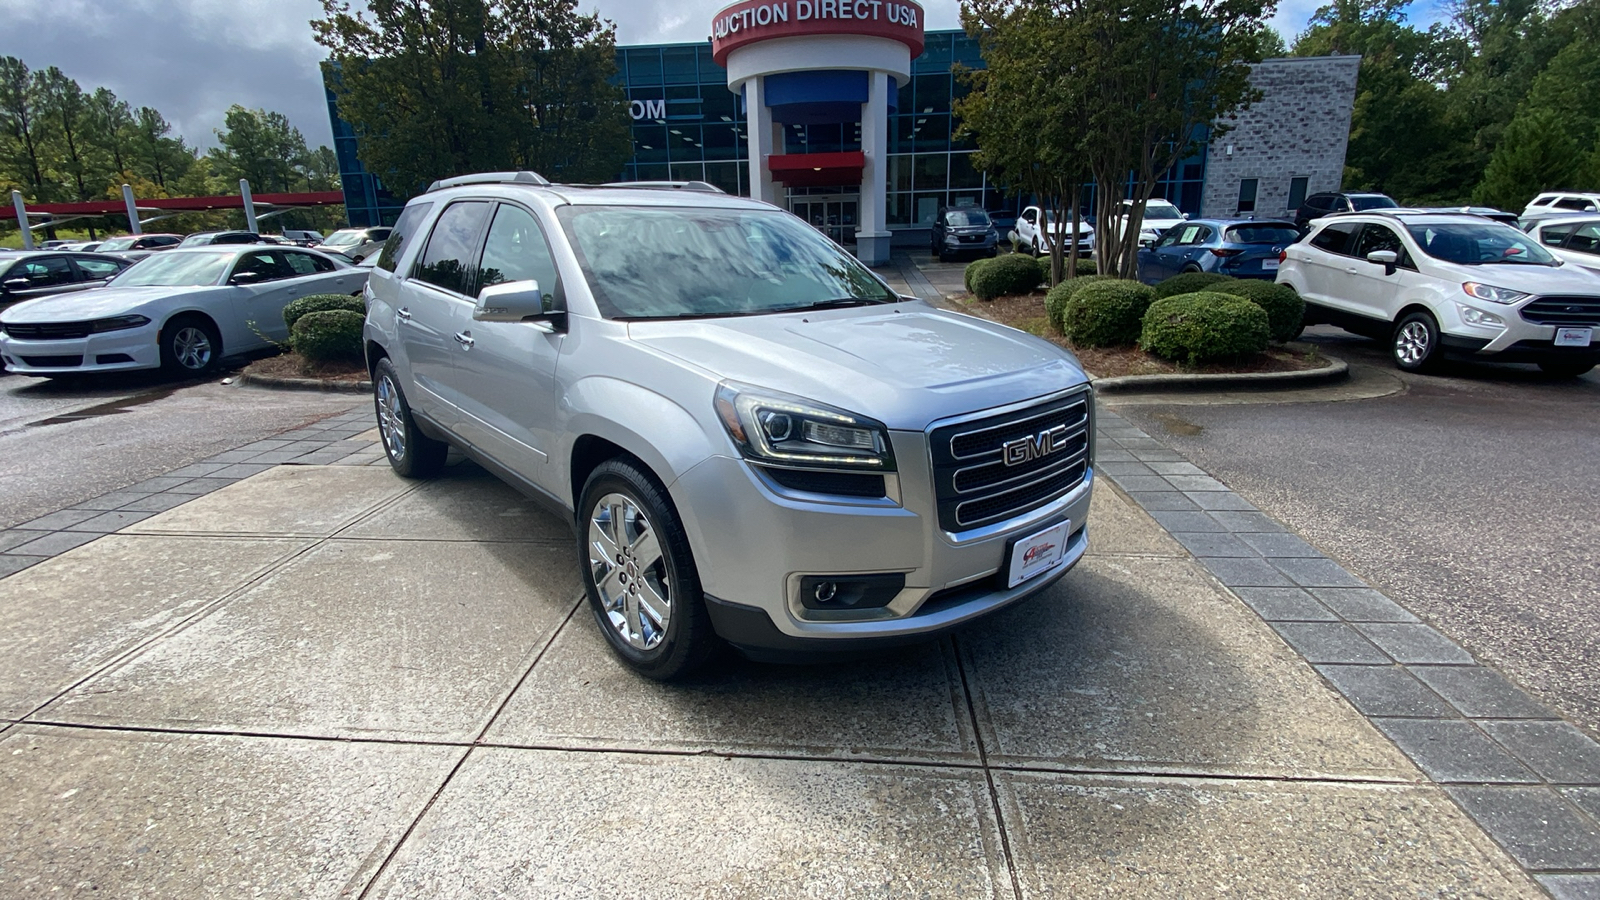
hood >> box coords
[1429,260,1600,296]
[1,285,216,323]
[628,302,1089,430]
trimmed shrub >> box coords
[1140,292,1271,365]
[291,309,365,363]
[1153,271,1236,299]
[970,252,1044,300]
[1213,279,1305,342]
[283,293,364,331]
[1062,280,1158,348]
[1044,274,1118,334]
[963,257,993,294]
[1074,257,1099,277]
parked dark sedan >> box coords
[1137,219,1301,283]
[0,250,133,305]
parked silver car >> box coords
[364,173,1095,679]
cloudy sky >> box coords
[0,0,1444,153]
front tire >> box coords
[160,316,221,375]
[373,357,447,478]
[579,459,716,681]
[1392,311,1441,372]
[1539,360,1595,378]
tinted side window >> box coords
[73,257,124,279]
[414,201,491,296]
[369,228,393,242]
[283,252,322,276]
[1568,224,1600,255]
[1353,224,1405,260]
[1554,197,1591,211]
[477,204,559,307]
[1540,224,1577,247]
[1310,222,1359,256]
[231,250,292,283]
[21,256,75,286]
[377,202,436,273]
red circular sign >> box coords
[710,0,925,66]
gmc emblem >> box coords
[1003,424,1071,466]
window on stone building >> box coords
[1237,178,1258,214]
[1287,177,1309,212]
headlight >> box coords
[1462,283,1529,305]
[714,382,895,471]
[90,315,151,333]
[1456,304,1505,327]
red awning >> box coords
[767,151,865,187]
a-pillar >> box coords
[743,76,779,205]
[855,70,891,265]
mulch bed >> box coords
[957,291,1330,379]
[241,352,368,383]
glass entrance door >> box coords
[789,194,859,246]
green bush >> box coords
[963,257,992,294]
[1044,275,1117,334]
[283,293,364,331]
[970,253,1044,300]
[291,309,365,363]
[1213,279,1305,342]
[1063,280,1158,348]
[1140,292,1271,365]
[1074,257,1099,277]
[1153,271,1236,299]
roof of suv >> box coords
[1321,209,1501,226]
[418,171,771,211]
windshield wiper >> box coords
[769,297,892,313]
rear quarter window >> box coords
[376,203,435,273]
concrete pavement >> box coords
[0,395,1582,897]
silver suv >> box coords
[364,172,1095,679]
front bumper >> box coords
[670,423,1094,654]
[1438,300,1600,362]
[0,327,162,374]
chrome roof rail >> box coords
[426,171,550,193]
[598,180,726,194]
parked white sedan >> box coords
[0,246,366,377]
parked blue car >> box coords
[1137,218,1301,284]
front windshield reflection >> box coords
[1406,223,1559,266]
[113,252,233,287]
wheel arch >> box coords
[1394,302,1438,326]
[160,309,224,354]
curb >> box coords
[233,372,372,394]
[1093,355,1348,394]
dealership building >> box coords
[327,3,1359,264]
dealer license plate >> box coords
[1554,327,1593,347]
[1005,521,1070,589]
[1261,259,1280,272]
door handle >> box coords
[396,307,412,321]
[454,331,475,348]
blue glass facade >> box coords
[326,30,1210,233]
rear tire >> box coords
[579,459,716,681]
[373,357,447,478]
[1538,361,1595,378]
[1392,311,1441,372]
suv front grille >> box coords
[1520,297,1600,327]
[929,392,1091,532]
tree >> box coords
[1472,108,1583,210]
[210,105,310,193]
[36,67,95,203]
[85,88,135,177]
[130,106,197,190]
[0,57,50,198]
[313,0,631,197]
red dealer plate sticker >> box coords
[1005,521,1070,589]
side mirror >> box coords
[3,277,30,291]
[1367,249,1399,275]
[229,270,264,285]
[474,279,564,331]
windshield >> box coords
[1406,222,1559,266]
[1225,224,1301,244]
[321,229,365,247]
[1351,195,1398,211]
[559,206,896,320]
[943,210,990,227]
[1144,201,1183,220]
[97,236,137,251]
[177,233,218,247]
[112,251,232,286]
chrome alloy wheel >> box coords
[172,326,213,370]
[588,492,670,650]
[1395,320,1431,365]
[375,373,406,460]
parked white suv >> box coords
[1015,206,1092,257]
[1522,192,1600,220]
[364,173,1096,679]
[1278,211,1600,376]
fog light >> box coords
[799,574,905,611]
[1458,305,1505,328]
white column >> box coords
[743,77,777,204]
[240,179,258,233]
[854,69,892,266]
[11,191,33,250]
[122,184,142,235]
